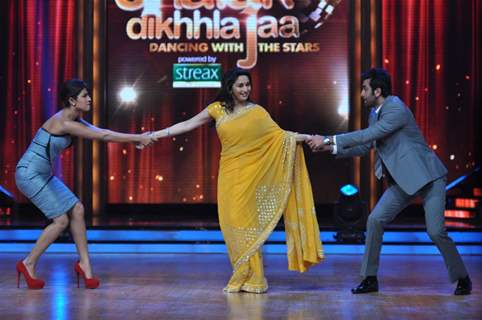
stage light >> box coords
[340,184,358,196]
[119,86,137,103]
[333,184,367,243]
[142,0,161,16]
[337,96,348,118]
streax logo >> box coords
[173,64,221,88]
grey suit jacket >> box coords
[335,95,447,195]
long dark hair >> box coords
[214,68,252,113]
[59,79,88,108]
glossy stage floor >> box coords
[1,253,481,319]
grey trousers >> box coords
[361,176,468,282]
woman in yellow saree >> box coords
[152,68,324,293]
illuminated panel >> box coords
[454,198,479,209]
[444,210,476,219]
[473,188,482,197]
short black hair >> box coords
[361,68,392,97]
[59,79,89,108]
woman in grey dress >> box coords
[15,79,154,289]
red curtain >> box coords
[381,0,481,180]
[0,0,77,200]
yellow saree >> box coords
[208,102,324,293]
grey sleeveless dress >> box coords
[15,128,79,219]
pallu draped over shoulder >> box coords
[208,102,324,293]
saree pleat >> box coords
[208,102,324,293]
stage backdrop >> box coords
[381,0,481,182]
[0,0,77,202]
[1,0,479,205]
[105,0,351,204]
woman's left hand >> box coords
[295,133,312,142]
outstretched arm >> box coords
[286,131,312,142]
[295,133,312,142]
[306,134,372,158]
[152,107,212,139]
[336,102,407,148]
[336,143,372,158]
[62,119,152,145]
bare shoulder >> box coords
[41,112,67,135]
[61,118,97,136]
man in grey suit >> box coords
[307,68,471,295]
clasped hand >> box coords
[135,131,158,150]
[304,135,333,153]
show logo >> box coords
[114,0,342,69]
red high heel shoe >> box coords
[74,261,100,289]
[16,261,45,289]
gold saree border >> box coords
[231,132,297,272]
[291,146,325,268]
[216,104,259,128]
[224,280,269,294]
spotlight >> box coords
[337,96,348,119]
[119,86,137,103]
[142,0,161,16]
[340,184,358,196]
[333,184,367,243]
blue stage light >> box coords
[0,185,14,198]
[119,86,137,103]
[340,184,358,196]
[334,184,366,242]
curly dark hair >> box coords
[214,68,252,113]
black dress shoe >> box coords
[454,276,472,295]
[351,276,379,294]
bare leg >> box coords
[23,214,70,277]
[68,202,94,278]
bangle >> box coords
[165,127,170,137]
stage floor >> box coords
[1,253,481,319]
